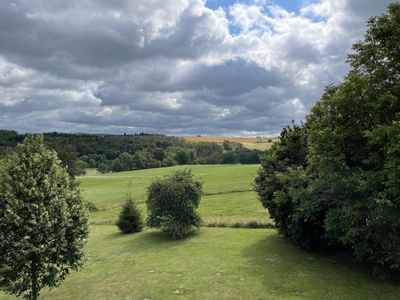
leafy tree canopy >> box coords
[146,169,203,239]
[0,135,89,299]
[255,3,400,276]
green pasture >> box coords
[82,164,269,226]
[1,226,399,300]
[1,164,399,299]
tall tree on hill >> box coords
[0,135,89,299]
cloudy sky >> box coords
[0,0,393,136]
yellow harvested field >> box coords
[182,136,278,151]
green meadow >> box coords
[83,164,270,226]
[1,165,399,299]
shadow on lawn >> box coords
[241,233,400,299]
[140,229,200,243]
[107,227,202,252]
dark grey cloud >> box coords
[178,59,284,96]
[0,0,394,136]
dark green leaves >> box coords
[255,3,400,277]
[0,134,88,299]
[146,169,203,239]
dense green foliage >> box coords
[0,132,262,175]
[146,170,203,239]
[0,135,89,299]
[255,3,400,277]
[254,122,313,248]
[116,199,144,234]
[116,182,143,234]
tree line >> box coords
[0,131,262,176]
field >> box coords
[1,165,399,299]
[182,136,278,151]
[83,165,270,227]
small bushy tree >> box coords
[0,135,88,300]
[117,182,143,233]
[117,199,144,233]
[146,169,203,239]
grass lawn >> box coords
[1,226,399,300]
[82,165,270,226]
[1,164,399,299]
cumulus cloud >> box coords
[0,0,393,135]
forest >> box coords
[0,130,262,176]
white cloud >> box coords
[0,0,394,135]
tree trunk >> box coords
[31,259,38,300]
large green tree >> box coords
[146,169,203,239]
[306,2,400,275]
[256,3,400,276]
[254,122,315,248]
[0,135,89,299]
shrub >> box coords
[97,162,110,173]
[117,199,143,234]
[146,169,203,239]
[84,200,98,212]
[254,122,316,248]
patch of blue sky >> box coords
[205,0,254,11]
[270,0,327,22]
[229,24,242,35]
[205,0,317,13]
[269,0,303,13]
[206,0,323,16]
[205,0,325,35]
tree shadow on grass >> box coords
[142,229,200,243]
[240,233,400,299]
[111,227,202,253]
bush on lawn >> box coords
[146,169,203,239]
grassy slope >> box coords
[1,226,398,300]
[1,164,399,299]
[83,165,270,226]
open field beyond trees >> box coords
[83,165,270,227]
[1,164,399,299]
[183,136,278,151]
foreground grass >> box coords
[82,165,270,226]
[1,226,398,300]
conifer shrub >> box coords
[117,198,144,234]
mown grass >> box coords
[82,165,270,226]
[1,164,399,299]
[81,164,258,208]
[1,226,399,300]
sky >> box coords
[0,0,394,136]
